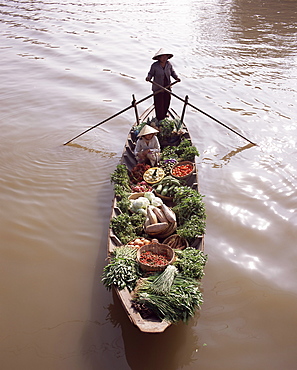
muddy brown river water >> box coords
[1,1,297,369]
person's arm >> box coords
[148,136,160,153]
[169,62,181,82]
[146,63,156,81]
[134,139,142,156]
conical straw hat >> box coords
[138,125,159,137]
[152,48,173,60]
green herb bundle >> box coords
[134,274,203,323]
[173,194,206,223]
[172,186,206,244]
[157,118,176,138]
[160,146,179,160]
[174,247,208,280]
[161,139,199,161]
[149,265,178,295]
[111,213,145,244]
[116,194,131,214]
[173,187,206,223]
[176,216,206,244]
[102,246,140,291]
[114,184,129,200]
[111,164,131,192]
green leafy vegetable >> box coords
[173,187,206,223]
[174,247,208,280]
[172,186,206,244]
[161,138,199,161]
[149,265,178,295]
[102,246,140,291]
[116,196,131,214]
[111,212,146,244]
[111,164,131,192]
[176,216,206,244]
[134,274,203,323]
[111,213,136,244]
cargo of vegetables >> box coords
[161,138,200,162]
[133,272,204,323]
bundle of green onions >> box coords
[133,265,203,323]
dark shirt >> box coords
[147,61,179,91]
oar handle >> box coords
[149,80,179,91]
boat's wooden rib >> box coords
[107,105,204,333]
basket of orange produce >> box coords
[171,161,194,179]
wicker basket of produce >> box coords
[171,161,194,180]
[128,192,146,200]
[145,203,177,238]
[163,234,189,250]
[137,241,175,272]
[143,167,165,184]
[145,221,177,238]
[158,221,177,238]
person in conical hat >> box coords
[146,48,181,121]
[134,125,160,166]
[152,48,173,60]
[138,124,159,137]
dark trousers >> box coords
[154,91,171,121]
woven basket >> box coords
[163,234,189,250]
[145,221,177,239]
[157,221,177,239]
[136,242,175,272]
[128,192,147,200]
[154,192,173,202]
[171,161,194,180]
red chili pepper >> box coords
[140,251,169,266]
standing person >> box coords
[146,48,181,122]
[134,125,160,166]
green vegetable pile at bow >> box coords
[131,248,208,323]
[134,272,204,323]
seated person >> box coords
[134,125,160,166]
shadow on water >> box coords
[83,237,203,370]
[203,142,256,168]
[105,289,201,370]
[66,142,118,158]
[215,142,256,167]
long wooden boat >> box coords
[106,104,206,333]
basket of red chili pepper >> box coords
[171,161,194,180]
[137,241,175,272]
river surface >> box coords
[1,1,297,369]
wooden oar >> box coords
[63,104,133,145]
[63,81,179,145]
[150,80,257,146]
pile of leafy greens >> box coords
[161,139,200,162]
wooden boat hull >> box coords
[107,105,205,333]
